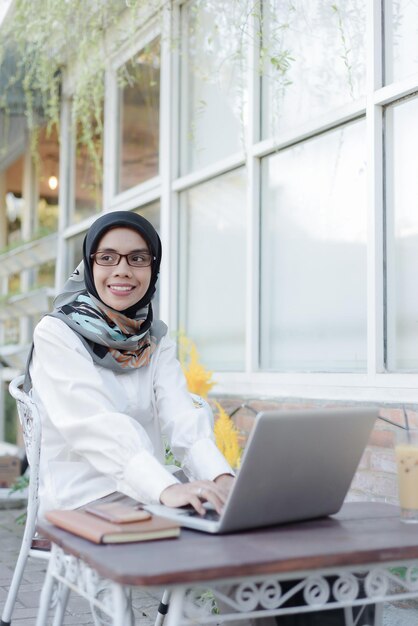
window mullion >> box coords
[366,0,384,375]
[160,3,177,327]
[245,6,261,374]
[103,68,118,209]
[55,92,72,291]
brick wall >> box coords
[209,396,414,507]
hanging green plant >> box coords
[0,0,363,173]
[0,0,296,163]
[0,0,163,168]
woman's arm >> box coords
[153,335,235,511]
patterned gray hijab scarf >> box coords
[50,263,164,371]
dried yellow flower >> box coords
[178,332,241,467]
[179,333,215,399]
[213,402,242,469]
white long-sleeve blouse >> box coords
[30,316,232,517]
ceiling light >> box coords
[48,175,58,190]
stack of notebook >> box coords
[46,500,180,544]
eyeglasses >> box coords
[91,251,156,268]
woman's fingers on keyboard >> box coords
[160,480,227,515]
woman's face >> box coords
[92,227,152,311]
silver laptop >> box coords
[145,407,377,534]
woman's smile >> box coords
[108,283,136,294]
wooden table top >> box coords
[37,502,418,586]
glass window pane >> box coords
[385,97,418,370]
[3,155,24,249]
[38,125,59,234]
[261,0,366,139]
[67,232,85,273]
[134,202,161,319]
[117,38,160,193]
[260,119,367,371]
[385,0,418,84]
[72,116,103,224]
[2,318,19,346]
[37,261,55,288]
[179,169,247,370]
[7,273,19,295]
[181,0,248,174]
[133,201,160,230]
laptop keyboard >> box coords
[190,509,220,521]
[179,507,221,521]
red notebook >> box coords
[46,509,180,544]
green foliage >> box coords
[14,511,27,526]
[0,0,360,170]
[164,442,180,467]
[0,0,160,169]
[0,0,294,165]
[9,473,29,494]
[196,590,219,614]
[388,565,418,586]
[331,3,354,98]
[9,476,29,525]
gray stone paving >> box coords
[1,503,418,625]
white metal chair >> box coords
[1,375,49,626]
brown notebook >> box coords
[45,509,180,544]
[84,501,152,524]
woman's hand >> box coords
[159,480,230,516]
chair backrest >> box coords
[8,375,42,494]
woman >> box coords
[29,210,373,625]
[29,211,234,519]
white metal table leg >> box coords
[112,582,134,626]
[373,603,384,626]
[52,583,71,626]
[164,587,187,626]
[344,606,355,626]
[34,543,137,626]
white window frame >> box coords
[172,0,418,402]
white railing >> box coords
[0,287,55,322]
[0,233,58,278]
